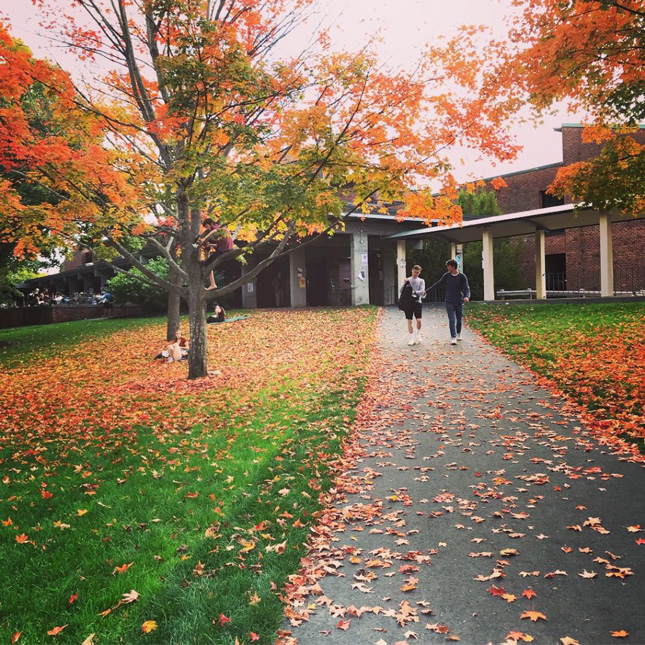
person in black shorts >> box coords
[401,264,426,345]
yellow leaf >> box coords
[141,621,157,633]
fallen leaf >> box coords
[578,570,597,579]
[122,589,139,603]
[337,619,351,631]
[113,562,133,575]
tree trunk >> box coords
[166,261,182,341]
[187,278,208,379]
[176,189,209,379]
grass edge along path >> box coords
[465,301,645,455]
[0,308,379,644]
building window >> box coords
[540,191,564,208]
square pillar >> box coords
[396,240,407,287]
[450,243,463,272]
[241,262,257,309]
[599,212,614,297]
[482,228,495,301]
[351,231,370,305]
[535,229,546,299]
[382,242,397,305]
[289,246,307,307]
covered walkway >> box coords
[386,204,645,300]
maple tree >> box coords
[0,1,518,377]
[442,0,644,213]
[0,308,378,642]
[504,0,645,213]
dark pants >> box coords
[446,302,463,338]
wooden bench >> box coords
[496,289,537,300]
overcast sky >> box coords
[2,0,582,181]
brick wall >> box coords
[492,164,562,213]
[489,126,645,215]
[62,249,94,271]
[522,221,645,291]
[492,125,645,292]
[0,305,148,329]
[561,126,645,166]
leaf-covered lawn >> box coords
[466,302,645,448]
[0,308,378,644]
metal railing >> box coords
[546,267,645,296]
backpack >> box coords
[398,282,414,311]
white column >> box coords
[599,212,614,297]
[351,231,370,305]
[289,246,307,307]
[396,240,406,287]
[450,242,457,260]
[482,228,495,301]
[382,243,396,305]
[535,229,546,299]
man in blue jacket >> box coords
[425,259,470,345]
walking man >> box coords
[425,259,470,345]
[401,264,426,346]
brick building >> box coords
[20,124,644,308]
[489,125,645,293]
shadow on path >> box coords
[279,306,644,645]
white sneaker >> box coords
[451,337,457,345]
[456,333,462,341]
[407,334,415,346]
[414,331,422,345]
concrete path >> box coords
[279,306,645,645]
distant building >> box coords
[482,124,645,293]
[21,124,645,306]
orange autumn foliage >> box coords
[440,1,644,214]
[1,3,524,377]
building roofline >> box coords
[554,123,645,131]
[384,203,581,239]
[479,161,563,185]
[344,211,434,225]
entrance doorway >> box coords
[306,259,328,306]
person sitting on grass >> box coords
[167,329,189,362]
[207,303,226,323]
[155,329,190,363]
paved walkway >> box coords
[280,306,645,645]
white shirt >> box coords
[406,276,426,300]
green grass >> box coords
[0,309,376,644]
[0,316,163,368]
[466,301,645,450]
